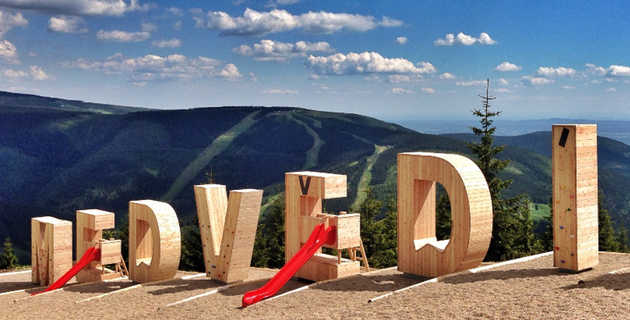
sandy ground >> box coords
[3,253,630,319]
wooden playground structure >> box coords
[24,124,600,306]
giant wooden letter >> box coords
[552,124,598,272]
[76,209,121,283]
[285,171,360,281]
[31,216,72,286]
[398,152,493,278]
[129,200,181,283]
[194,185,263,283]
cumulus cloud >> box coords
[233,39,333,62]
[497,78,509,86]
[455,80,486,87]
[96,30,150,42]
[605,87,617,92]
[494,88,510,93]
[434,32,497,46]
[48,16,87,33]
[495,62,521,72]
[388,74,411,83]
[536,66,576,77]
[151,38,182,48]
[389,87,413,94]
[304,51,436,76]
[266,0,300,7]
[29,65,49,80]
[607,65,630,77]
[195,8,402,36]
[0,39,18,63]
[263,88,299,94]
[561,86,575,90]
[0,10,27,37]
[396,36,407,45]
[421,87,435,94]
[521,76,554,86]
[584,63,606,76]
[2,68,27,77]
[0,0,149,16]
[439,72,456,80]
[64,53,242,81]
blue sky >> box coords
[0,1,629,121]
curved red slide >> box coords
[32,246,101,296]
[242,223,336,307]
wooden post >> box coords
[552,124,598,272]
[194,185,263,283]
[397,152,493,278]
[76,209,117,283]
[31,217,72,286]
[285,172,361,281]
[128,200,181,283]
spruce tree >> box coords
[0,238,19,270]
[357,185,383,260]
[370,194,397,268]
[435,193,452,240]
[467,79,537,261]
[599,193,620,252]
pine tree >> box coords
[370,194,397,268]
[251,195,286,268]
[435,193,452,240]
[357,185,383,260]
[467,79,537,261]
[0,238,19,270]
[599,193,620,252]
[180,215,204,271]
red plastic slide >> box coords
[32,246,101,296]
[242,223,336,307]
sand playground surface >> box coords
[2,252,630,319]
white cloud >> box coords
[0,10,27,37]
[497,78,509,86]
[48,16,87,33]
[455,80,486,87]
[141,22,157,32]
[388,74,411,83]
[29,65,49,80]
[421,87,435,94]
[434,32,497,46]
[249,72,258,82]
[494,88,510,93]
[605,87,617,92]
[495,62,521,72]
[96,30,150,42]
[561,86,575,90]
[195,8,402,36]
[0,39,18,63]
[439,72,456,80]
[584,63,606,76]
[521,76,554,86]
[389,87,413,94]
[607,65,630,77]
[396,36,407,45]
[263,88,299,94]
[536,66,576,77]
[233,39,333,62]
[266,0,300,7]
[151,38,182,48]
[166,7,183,17]
[304,52,436,76]
[172,21,182,30]
[364,75,383,83]
[0,0,149,16]
[2,68,27,77]
[65,53,242,81]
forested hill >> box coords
[2,93,630,263]
[0,90,144,114]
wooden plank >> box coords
[76,209,117,283]
[129,200,181,283]
[30,217,72,286]
[552,124,598,272]
[397,152,492,278]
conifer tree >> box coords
[0,238,19,270]
[436,193,452,240]
[370,194,397,268]
[358,185,383,260]
[467,79,537,261]
[599,193,620,252]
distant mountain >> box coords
[2,91,630,264]
[0,90,145,114]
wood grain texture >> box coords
[76,209,117,283]
[31,216,72,286]
[129,200,181,283]
[397,152,493,278]
[194,185,263,283]
[552,124,599,272]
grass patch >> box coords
[530,203,551,221]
